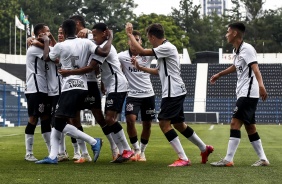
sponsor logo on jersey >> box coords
[128,66,142,73]
[106,99,113,105]
[85,96,95,104]
[67,79,85,88]
[126,103,134,111]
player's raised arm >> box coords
[125,22,153,56]
[95,29,113,57]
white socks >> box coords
[251,139,268,161]
[25,134,34,155]
[188,132,206,152]
[224,137,240,162]
[170,137,188,161]
[58,133,66,154]
[62,124,96,145]
[42,132,51,154]
[49,128,62,159]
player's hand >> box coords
[131,56,140,69]
[125,22,133,35]
[210,73,220,84]
[259,86,268,101]
[106,29,113,39]
[77,28,88,38]
[58,69,71,77]
[27,37,35,47]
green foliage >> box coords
[0,124,281,183]
[82,0,137,33]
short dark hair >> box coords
[92,23,108,32]
[132,30,141,37]
[62,19,76,36]
[34,23,46,37]
[69,15,86,28]
[146,23,164,39]
[228,22,245,33]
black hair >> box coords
[228,22,245,33]
[146,23,164,39]
[132,30,141,37]
[34,23,46,37]
[69,15,86,28]
[92,23,108,32]
[62,19,76,37]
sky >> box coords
[134,0,282,16]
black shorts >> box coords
[105,92,127,113]
[232,97,258,124]
[157,95,185,124]
[25,92,48,117]
[82,82,102,110]
[48,95,60,116]
[55,89,87,118]
[125,96,155,121]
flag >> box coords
[15,15,25,30]
[20,8,29,24]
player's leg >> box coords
[244,98,269,166]
[89,82,118,159]
[137,96,155,161]
[125,97,140,161]
[105,92,134,162]
[158,96,190,167]
[70,111,92,163]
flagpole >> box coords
[20,29,22,63]
[9,22,11,54]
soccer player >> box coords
[69,15,118,162]
[35,19,112,164]
[126,23,214,167]
[118,30,155,161]
[91,23,134,162]
[24,23,52,161]
[210,22,269,167]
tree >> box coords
[113,13,189,54]
[82,0,137,33]
[0,0,21,54]
[241,0,265,21]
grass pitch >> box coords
[0,124,281,184]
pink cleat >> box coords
[168,158,191,167]
[201,145,214,164]
[121,150,135,161]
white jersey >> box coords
[25,46,48,94]
[91,43,128,95]
[46,61,61,96]
[233,42,259,99]
[119,50,154,98]
[85,54,99,82]
[49,37,98,92]
[152,40,186,98]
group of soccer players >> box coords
[24,14,269,167]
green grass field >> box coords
[0,124,281,184]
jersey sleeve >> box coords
[88,53,105,65]
[49,43,61,61]
[88,40,98,54]
[241,46,257,65]
[152,44,171,59]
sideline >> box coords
[208,125,214,130]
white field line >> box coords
[0,133,23,137]
[208,125,214,130]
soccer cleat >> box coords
[168,158,191,167]
[72,152,81,161]
[111,147,119,160]
[201,145,214,164]
[130,149,141,162]
[121,149,135,161]
[110,154,124,163]
[210,159,234,167]
[35,157,58,164]
[25,154,38,162]
[251,159,270,166]
[91,138,102,162]
[138,152,147,162]
[74,153,92,163]
[58,152,69,162]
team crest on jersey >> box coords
[38,103,44,113]
[126,103,134,111]
[233,106,238,114]
[141,56,148,63]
